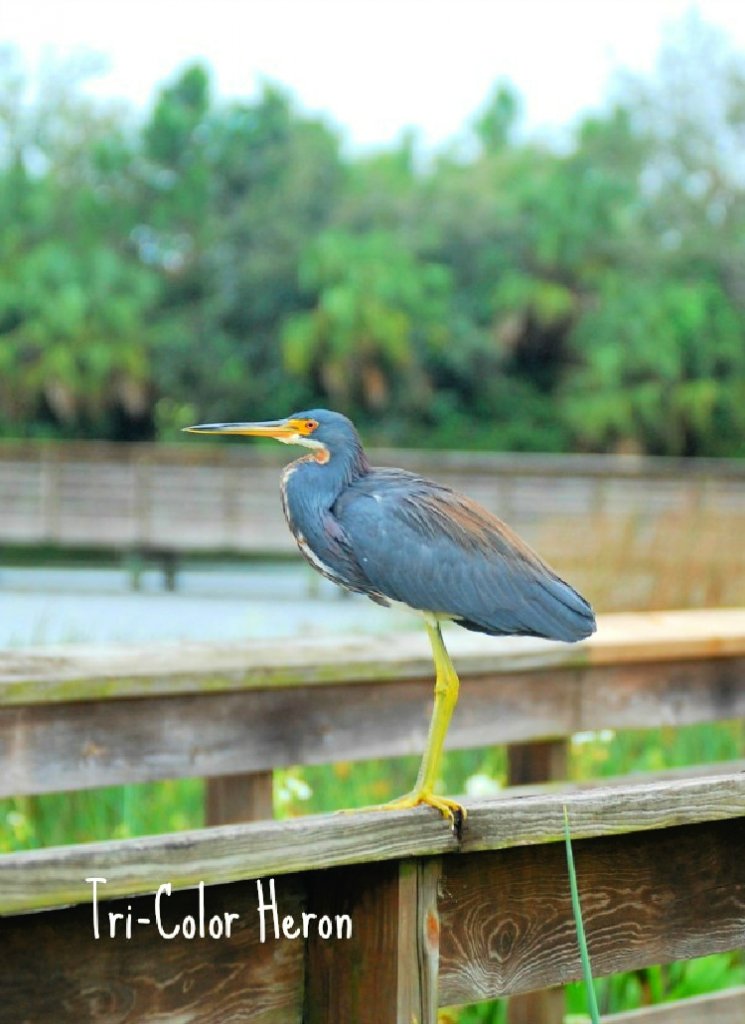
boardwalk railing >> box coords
[1,609,745,1022]
[2,440,745,608]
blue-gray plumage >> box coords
[279,410,594,641]
[185,407,595,825]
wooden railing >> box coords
[602,986,745,1023]
[1,775,744,1023]
[2,609,745,802]
[2,440,745,609]
[1,610,745,1021]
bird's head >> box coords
[183,409,362,464]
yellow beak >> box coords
[182,419,297,439]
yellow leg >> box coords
[362,618,465,825]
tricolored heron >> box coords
[185,409,595,825]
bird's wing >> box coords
[335,470,595,641]
[318,510,391,606]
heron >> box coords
[184,409,595,825]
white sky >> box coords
[6,0,745,150]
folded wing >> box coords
[334,469,595,642]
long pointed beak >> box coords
[182,419,296,439]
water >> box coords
[0,563,419,647]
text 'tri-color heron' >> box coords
[185,410,595,826]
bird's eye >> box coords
[305,419,318,432]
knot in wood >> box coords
[489,916,519,962]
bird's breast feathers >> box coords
[280,460,389,603]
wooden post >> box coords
[304,858,441,1024]
[40,455,61,542]
[162,552,178,592]
[603,986,745,1023]
[204,770,274,826]
[505,987,566,1024]
[506,738,569,1024]
[396,859,440,1022]
[123,551,145,591]
[507,738,568,786]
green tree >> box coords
[282,229,452,414]
[559,15,745,455]
[140,73,343,428]
[3,13,745,457]
[0,49,158,437]
[562,274,745,455]
[474,82,521,153]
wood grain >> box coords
[438,818,745,1004]
[303,861,401,1024]
[1,771,744,915]
[396,858,441,1024]
[4,609,745,706]
[2,668,574,796]
[505,738,569,1024]
[0,629,587,704]
[2,824,744,1019]
[601,986,745,1023]
[0,877,306,1023]
[2,648,744,798]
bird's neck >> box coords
[282,438,369,522]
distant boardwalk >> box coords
[1,440,744,610]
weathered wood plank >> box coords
[463,772,745,851]
[396,858,440,1024]
[0,876,306,1023]
[505,988,564,1024]
[2,654,743,797]
[1,772,744,915]
[601,986,745,1023]
[506,739,569,1024]
[439,818,745,1004]
[3,609,745,705]
[496,757,745,796]
[2,437,745,473]
[303,861,401,1024]
[2,823,744,1018]
[0,631,580,704]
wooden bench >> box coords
[1,609,744,1021]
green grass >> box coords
[1,719,742,1018]
[564,805,600,1024]
[563,953,745,1020]
[0,779,204,853]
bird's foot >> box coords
[342,788,466,834]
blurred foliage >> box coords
[2,12,745,453]
[282,228,452,411]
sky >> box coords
[6,0,745,151]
